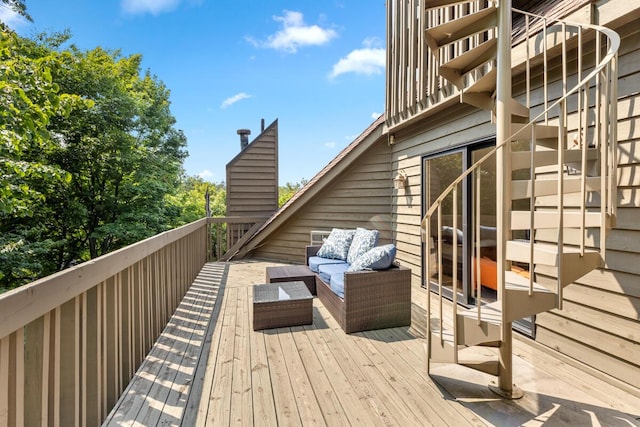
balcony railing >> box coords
[0,215,265,426]
[386,0,491,130]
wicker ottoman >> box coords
[253,281,313,331]
[265,265,316,295]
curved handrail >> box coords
[421,10,620,229]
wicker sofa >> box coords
[306,245,412,333]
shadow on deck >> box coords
[104,260,640,426]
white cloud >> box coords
[198,169,214,179]
[0,5,27,29]
[121,0,181,15]
[324,141,336,149]
[248,10,337,53]
[371,112,381,119]
[220,93,252,109]
[329,47,385,79]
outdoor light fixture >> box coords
[393,170,407,189]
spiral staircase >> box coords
[420,1,620,397]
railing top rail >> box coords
[421,9,619,228]
[207,215,271,224]
[0,217,209,338]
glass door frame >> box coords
[421,137,495,307]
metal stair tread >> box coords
[505,270,553,294]
[464,68,496,94]
[425,6,496,48]
[506,240,601,267]
[440,38,497,87]
[458,301,502,326]
[511,210,603,230]
[511,122,560,140]
[511,147,598,171]
[512,176,601,199]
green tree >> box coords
[278,178,307,207]
[46,46,187,260]
[0,30,188,290]
[166,176,226,227]
[0,28,84,288]
[0,0,31,22]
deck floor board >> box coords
[106,261,640,426]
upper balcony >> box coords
[0,216,638,425]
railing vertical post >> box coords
[610,51,618,221]
[0,335,9,426]
[529,125,536,294]
[495,0,515,397]
[437,205,443,343]
[453,186,459,364]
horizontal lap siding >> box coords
[391,107,494,320]
[533,20,640,388]
[226,124,278,218]
[251,142,393,264]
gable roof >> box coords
[232,114,386,258]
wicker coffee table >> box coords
[253,281,313,331]
[266,265,316,295]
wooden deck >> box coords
[106,261,640,426]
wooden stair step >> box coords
[458,346,499,376]
[510,210,603,230]
[439,39,497,89]
[512,176,601,199]
[511,148,598,171]
[425,6,496,51]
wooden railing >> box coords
[386,0,491,130]
[0,215,267,426]
[207,216,269,261]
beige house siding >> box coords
[532,18,640,386]
[390,106,494,319]
[251,138,393,264]
[226,120,278,218]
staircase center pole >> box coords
[493,0,522,399]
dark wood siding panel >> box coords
[251,141,392,263]
[226,123,278,218]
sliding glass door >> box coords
[423,141,533,335]
[423,142,497,306]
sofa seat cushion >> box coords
[318,262,349,283]
[308,256,346,273]
[317,262,349,299]
[316,228,356,260]
[348,244,397,272]
[329,271,346,299]
[346,227,379,264]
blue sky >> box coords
[3,1,387,185]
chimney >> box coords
[261,118,265,132]
[237,129,251,150]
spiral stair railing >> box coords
[420,1,619,398]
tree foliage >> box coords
[166,176,226,227]
[0,0,31,22]
[0,28,188,290]
[278,178,307,207]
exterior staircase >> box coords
[420,0,620,397]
